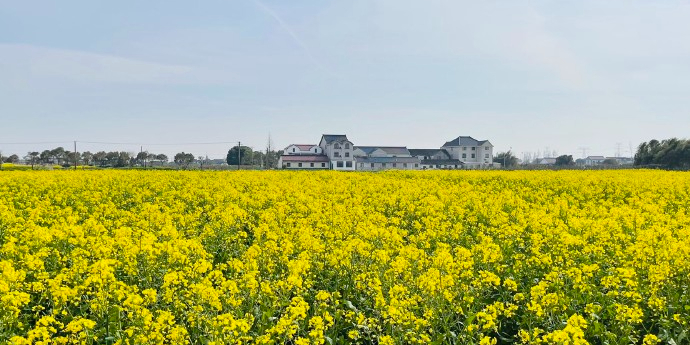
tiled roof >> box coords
[409,149,451,158]
[321,134,349,144]
[442,136,491,147]
[280,155,330,162]
[353,146,379,155]
[354,146,410,156]
[355,157,420,163]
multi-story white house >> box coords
[318,134,356,171]
[439,136,494,168]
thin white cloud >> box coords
[0,44,225,85]
[250,0,339,78]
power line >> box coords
[78,140,241,146]
[0,141,72,145]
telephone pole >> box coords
[74,141,78,170]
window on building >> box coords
[345,152,350,157]
[321,163,326,167]
[346,161,352,167]
[298,163,302,167]
[485,154,489,158]
[337,161,344,168]
[472,147,476,151]
[310,163,314,167]
[371,163,375,168]
[462,153,467,158]
[334,143,341,149]
[292,148,296,152]
[286,162,291,167]
[403,163,408,168]
[314,148,318,153]
[393,163,397,168]
[415,164,419,168]
[334,152,340,157]
[345,143,350,149]
[463,147,467,151]
[471,154,475,158]
[382,163,387,168]
[485,147,490,150]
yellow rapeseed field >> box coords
[1,170,689,345]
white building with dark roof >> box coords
[353,145,420,171]
[319,134,356,170]
[279,155,330,169]
[440,136,494,167]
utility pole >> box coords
[74,141,78,170]
[616,142,622,157]
[237,141,241,170]
[578,147,589,159]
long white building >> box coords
[279,134,496,170]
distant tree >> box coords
[65,151,80,167]
[50,147,66,165]
[40,150,52,164]
[493,151,518,168]
[25,152,40,169]
[4,154,19,163]
[226,146,253,166]
[635,138,690,168]
[602,158,619,166]
[94,151,108,167]
[117,152,131,167]
[174,152,195,168]
[136,151,149,167]
[155,154,168,163]
[81,151,94,166]
[555,155,575,166]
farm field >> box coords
[1,170,689,345]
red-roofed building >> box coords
[284,144,322,155]
[279,154,330,169]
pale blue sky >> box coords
[2,1,689,159]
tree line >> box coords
[635,138,690,169]
[1,145,285,169]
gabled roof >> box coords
[355,156,420,163]
[354,146,410,156]
[321,134,349,144]
[442,136,492,147]
[280,155,330,162]
[285,144,318,151]
[409,149,451,158]
[353,146,379,155]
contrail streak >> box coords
[251,0,339,78]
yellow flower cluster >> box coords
[1,170,689,344]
